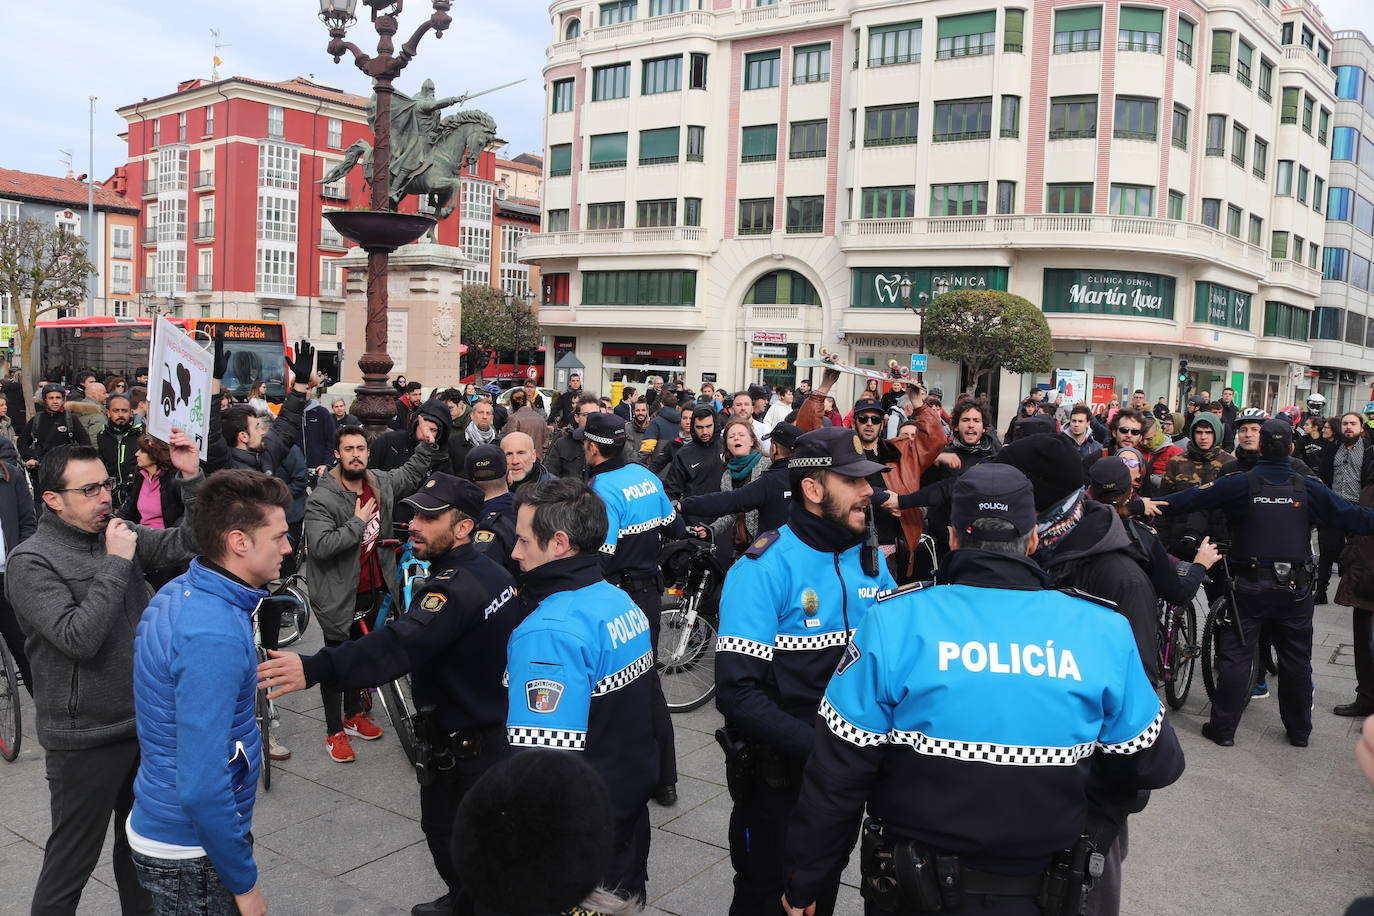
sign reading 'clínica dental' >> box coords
[1041,269,1176,319]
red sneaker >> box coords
[343,713,384,741]
[326,731,355,763]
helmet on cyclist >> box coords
[484,382,501,395]
[1276,405,1302,426]
[1306,392,1326,416]
[1235,407,1269,426]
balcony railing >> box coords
[142,179,157,198]
[111,278,132,294]
[192,220,215,241]
[320,181,349,201]
[142,226,158,244]
[320,228,347,249]
[519,226,707,256]
[192,169,214,190]
[192,274,213,292]
[139,277,155,293]
[111,243,133,259]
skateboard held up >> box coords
[794,348,914,384]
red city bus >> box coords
[458,345,545,387]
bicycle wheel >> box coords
[0,638,21,762]
[255,687,272,791]
[1163,599,1198,710]
[1201,596,1225,704]
[273,581,310,649]
[381,678,420,769]
[658,607,717,713]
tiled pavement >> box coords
[1,598,1372,914]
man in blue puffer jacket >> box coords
[127,469,294,916]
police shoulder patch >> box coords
[875,580,932,603]
[420,592,448,613]
[835,641,862,675]
[744,529,781,559]
[474,530,495,543]
[1056,587,1118,611]
[432,567,456,581]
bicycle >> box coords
[0,637,21,762]
[253,593,303,790]
[1200,557,1277,710]
[1158,594,1202,710]
[265,530,312,649]
[359,538,430,776]
[657,538,726,713]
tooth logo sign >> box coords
[873,274,905,304]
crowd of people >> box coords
[4,350,1374,916]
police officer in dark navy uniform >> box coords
[782,463,1185,916]
[464,444,519,578]
[1143,418,1374,748]
[257,473,523,916]
[716,426,897,916]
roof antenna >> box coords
[211,28,232,80]
[58,148,73,178]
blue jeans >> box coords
[130,852,237,916]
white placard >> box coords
[1055,369,1089,406]
[147,316,213,458]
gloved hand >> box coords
[288,341,316,387]
[212,338,233,382]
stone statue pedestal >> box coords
[338,243,473,390]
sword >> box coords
[455,78,526,106]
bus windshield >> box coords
[220,340,289,401]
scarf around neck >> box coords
[727,450,764,482]
[466,422,497,447]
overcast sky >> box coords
[2,0,1373,181]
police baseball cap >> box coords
[790,427,888,477]
[1087,456,1133,500]
[949,464,1037,540]
[402,472,485,517]
[1260,417,1294,452]
[763,422,803,450]
[464,444,507,482]
[572,411,627,447]
[851,397,884,418]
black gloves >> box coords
[212,338,233,382]
[288,341,316,387]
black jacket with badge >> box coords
[299,542,523,733]
[472,491,519,579]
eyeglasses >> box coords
[855,415,884,425]
[58,478,117,498]
[1119,457,1141,468]
[1115,427,1142,435]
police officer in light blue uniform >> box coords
[504,477,662,903]
[579,411,686,805]
[716,426,896,916]
[781,464,1185,916]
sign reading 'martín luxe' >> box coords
[1041,269,1176,319]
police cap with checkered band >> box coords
[571,412,627,447]
[790,427,889,478]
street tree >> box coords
[0,219,96,399]
[460,284,544,383]
[923,289,1053,396]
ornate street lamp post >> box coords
[316,0,452,434]
[897,275,949,384]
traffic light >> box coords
[1177,359,1189,382]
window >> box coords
[589,133,628,170]
[581,270,696,306]
[1114,96,1157,140]
[552,79,575,112]
[741,124,778,162]
[599,0,636,24]
[1249,214,1263,245]
[642,56,681,94]
[1000,96,1021,138]
[154,248,187,296]
[1301,26,1313,49]
[1253,137,1268,178]
[1333,126,1357,160]
[1271,230,1289,259]
[745,271,820,306]
[1231,123,1248,165]
[111,225,132,255]
[690,53,708,89]
[1201,198,1221,228]
[739,198,774,235]
[937,11,996,58]
[255,248,295,296]
[1119,7,1163,53]
[546,209,570,232]
[930,182,988,216]
[1210,30,1231,73]
[319,257,343,298]
[1109,183,1154,216]
[683,198,702,226]
[1235,39,1254,87]
[649,0,685,13]
[1319,108,1330,145]
[1311,307,1342,340]
[592,64,630,100]
[1297,165,1309,203]
[542,273,570,307]
[1004,9,1024,51]
[260,307,280,322]
[1205,115,1226,156]
[1172,105,1189,150]
[789,120,827,159]
[933,97,993,141]
[745,50,781,90]
[1328,187,1353,222]
[256,193,297,242]
[1337,65,1365,101]
[1309,242,1320,270]
[1281,22,1293,45]
[267,105,284,140]
[1054,7,1102,53]
[564,17,581,38]
[1276,160,1293,195]
[586,202,625,230]
[1318,42,1330,65]
[1302,93,1315,134]
[1046,183,1094,213]
[1226,204,1243,237]
[869,21,921,66]
[178,112,187,143]
[1168,189,1185,220]
[549,143,572,176]
[110,263,132,295]
[1177,17,1195,63]
[1314,176,1324,213]
[686,125,705,161]
[1263,301,1310,340]
[996,180,1016,213]
[152,119,160,147]
[637,198,677,227]
[1281,87,1300,124]
[156,198,187,242]
[793,44,830,83]
[1324,247,1348,281]
[861,186,916,218]
[639,127,679,164]
[258,142,299,189]
[320,310,339,335]
[865,103,918,146]
[1348,312,1367,346]
[1258,59,1274,102]
[158,146,189,192]
[786,196,824,233]
[327,117,342,148]
[204,105,215,137]
[1050,96,1097,140]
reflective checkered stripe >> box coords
[599,542,617,555]
[594,650,653,696]
[887,730,1097,767]
[775,629,856,652]
[716,635,774,661]
[1098,705,1166,755]
[507,726,587,750]
[820,697,887,747]
[620,515,673,537]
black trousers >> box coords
[1318,526,1347,594]
[31,738,152,916]
[604,806,652,903]
[864,895,1041,915]
[1210,581,1314,740]
[1353,607,1374,707]
[728,778,856,916]
[420,729,509,901]
[619,580,677,788]
[0,573,32,694]
[320,592,376,735]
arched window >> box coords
[564,17,582,39]
[743,270,820,305]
